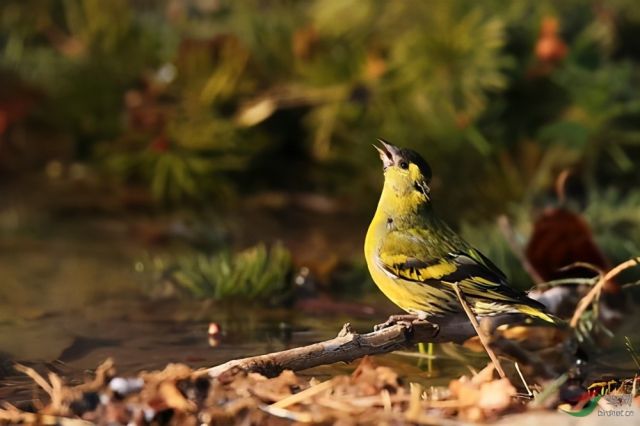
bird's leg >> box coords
[374,314,420,331]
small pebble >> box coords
[109,377,144,396]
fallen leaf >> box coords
[478,379,516,411]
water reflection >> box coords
[1,216,638,409]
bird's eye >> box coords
[399,161,409,170]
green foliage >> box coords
[103,124,253,203]
[161,242,292,303]
[1,0,640,215]
[460,217,533,290]
[585,189,640,269]
[1,0,173,141]
[327,260,372,298]
[624,336,640,370]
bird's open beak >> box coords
[374,138,398,169]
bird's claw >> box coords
[374,314,420,332]
[373,320,394,332]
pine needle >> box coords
[625,337,640,371]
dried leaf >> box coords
[478,378,516,411]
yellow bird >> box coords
[364,140,554,325]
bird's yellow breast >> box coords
[364,208,419,312]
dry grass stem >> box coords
[405,382,423,422]
[14,364,54,397]
[452,283,507,379]
[271,378,334,408]
[570,257,640,327]
[259,404,314,423]
[393,350,436,359]
[514,362,533,398]
[381,389,392,412]
[558,262,604,275]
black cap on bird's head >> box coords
[374,139,432,183]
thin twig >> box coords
[205,313,550,380]
[452,283,507,379]
[205,321,453,378]
[14,364,53,397]
[393,351,436,360]
[259,404,313,423]
[558,261,603,275]
[271,379,334,409]
[514,362,533,398]
[570,257,640,327]
[539,277,599,287]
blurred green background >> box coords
[1,0,640,384]
[2,0,639,212]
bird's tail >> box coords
[516,304,557,324]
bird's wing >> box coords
[376,228,460,282]
[441,250,525,302]
[378,231,538,306]
[379,247,505,287]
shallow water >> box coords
[0,204,638,410]
[0,217,489,408]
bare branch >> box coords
[205,314,545,379]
